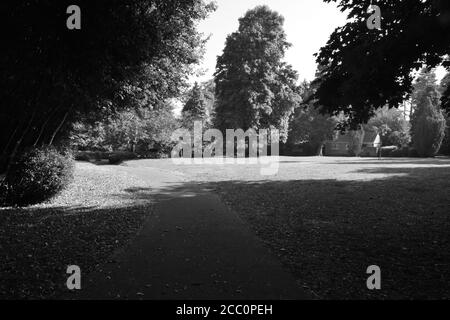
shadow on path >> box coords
[71,167,310,300]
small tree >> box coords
[411,97,446,157]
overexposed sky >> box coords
[193,0,348,83]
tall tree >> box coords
[410,71,446,156]
[412,69,441,111]
[411,97,446,157]
[214,5,301,143]
[182,82,209,129]
[439,73,450,154]
[314,0,450,126]
[0,0,216,172]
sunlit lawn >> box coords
[1,156,449,299]
[131,156,450,299]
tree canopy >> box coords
[314,0,450,127]
[214,5,301,142]
[182,82,209,129]
[0,0,215,172]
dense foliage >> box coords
[214,6,301,143]
[410,69,446,156]
[287,81,338,155]
[366,106,411,147]
[440,116,450,155]
[439,73,450,155]
[182,83,209,130]
[314,0,450,126]
[1,147,74,206]
[70,103,179,157]
[0,0,215,173]
[411,97,446,157]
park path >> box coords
[72,165,309,300]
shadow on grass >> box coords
[120,164,450,299]
[323,157,450,166]
[0,203,151,299]
[1,162,449,299]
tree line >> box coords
[1,1,450,205]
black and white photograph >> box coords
[1,0,450,309]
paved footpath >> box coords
[72,166,309,300]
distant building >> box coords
[324,131,381,157]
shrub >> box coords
[147,151,169,159]
[74,151,92,162]
[74,151,109,162]
[107,151,138,165]
[390,147,410,157]
[380,146,398,157]
[3,147,75,206]
[408,148,420,158]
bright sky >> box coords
[192,0,348,83]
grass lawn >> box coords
[130,156,450,299]
[0,163,153,299]
[1,157,449,299]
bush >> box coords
[390,147,410,157]
[147,151,170,159]
[380,146,398,157]
[74,151,109,162]
[2,147,75,206]
[107,151,138,165]
[74,151,92,162]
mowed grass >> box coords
[1,157,449,299]
[131,156,450,299]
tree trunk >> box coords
[1,123,19,157]
[317,143,324,156]
[34,107,59,146]
[48,112,68,146]
[0,123,20,173]
[5,111,37,178]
